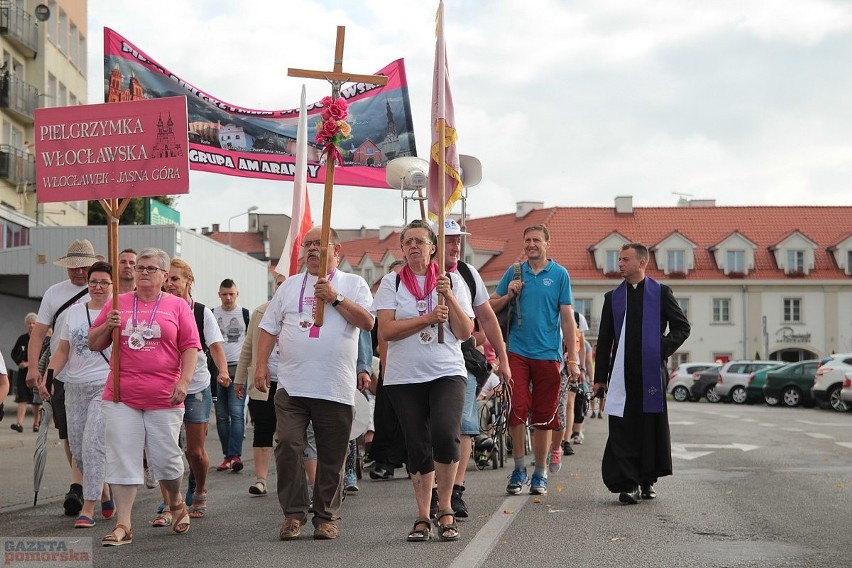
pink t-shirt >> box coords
[96,292,201,410]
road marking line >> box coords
[449,494,529,568]
[797,420,850,426]
[805,433,834,439]
[669,421,696,425]
[836,442,852,450]
[779,427,803,432]
[741,418,757,423]
[758,423,776,427]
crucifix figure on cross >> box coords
[288,26,387,326]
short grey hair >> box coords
[25,312,37,324]
[138,247,170,271]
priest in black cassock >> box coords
[594,243,690,504]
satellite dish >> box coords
[386,157,429,190]
[458,154,482,187]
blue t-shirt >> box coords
[495,259,573,361]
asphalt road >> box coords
[1,398,851,567]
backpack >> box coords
[495,263,522,341]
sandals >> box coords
[406,518,432,542]
[171,503,191,535]
[101,524,133,546]
[151,511,173,527]
[188,492,207,518]
[434,510,459,541]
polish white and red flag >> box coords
[276,85,313,276]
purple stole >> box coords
[612,277,663,413]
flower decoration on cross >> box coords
[315,95,351,165]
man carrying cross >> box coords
[255,226,374,541]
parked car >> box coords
[763,360,820,407]
[838,371,852,404]
[745,364,794,405]
[690,367,722,402]
[667,362,721,402]
[715,360,785,404]
[812,353,852,412]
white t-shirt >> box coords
[212,305,247,363]
[188,304,225,395]
[372,270,473,386]
[37,280,90,379]
[58,303,111,385]
[260,270,373,406]
[0,351,7,375]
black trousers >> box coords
[368,377,407,469]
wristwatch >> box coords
[332,293,345,307]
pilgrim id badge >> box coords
[418,329,435,344]
[128,331,146,350]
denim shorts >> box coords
[460,372,479,435]
[184,387,212,424]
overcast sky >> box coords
[87,0,852,233]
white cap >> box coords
[441,219,470,236]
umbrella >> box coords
[33,369,54,507]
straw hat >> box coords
[53,239,104,269]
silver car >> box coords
[667,362,721,402]
[715,360,784,404]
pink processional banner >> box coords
[103,28,418,188]
[34,96,190,203]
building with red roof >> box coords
[336,197,852,364]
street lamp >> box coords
[228,205,259,247]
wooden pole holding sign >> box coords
[288,26,387,326]
[98,197,131,402]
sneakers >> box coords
[506,468,528,495]
[548,448,562,474]
[561,440,574,456]
[230,457,244,473]
[451,484,468,519]
[369,464,394,480]
[63,486,84,516]
[344,471,359,493]
[249,480,267,496]
[362,453,375,469]
[216,457,233,471]
[571,432,584,445]
[530,473,548,495]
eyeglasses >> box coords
[134,265,163,274]
[87,280,112,288]
[402,237,433,247]
[301,239,323,248]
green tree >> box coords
[87,196,177,225]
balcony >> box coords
[0,143,35,189]
[0,73,38,122]
[0,1,39,58]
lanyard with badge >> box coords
[298,269,336,338]
[128,292,162,350]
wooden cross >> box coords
[288,26,387,326]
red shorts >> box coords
[507,353,562,430]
